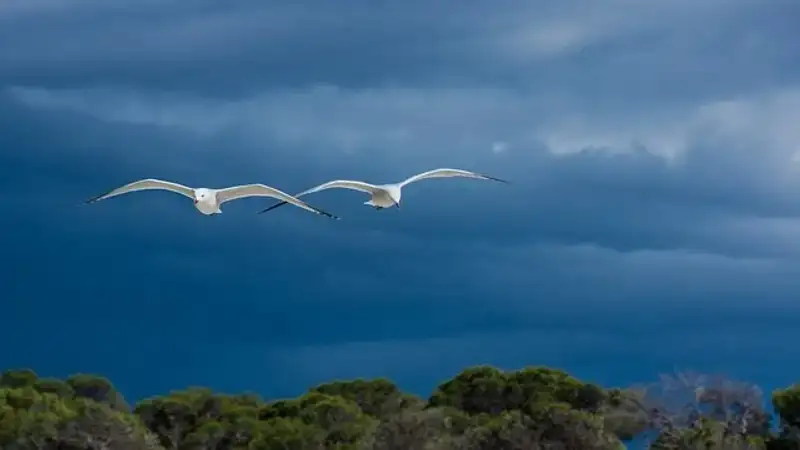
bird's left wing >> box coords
[258,179,381,214]
[216,184,339,219]
[399,168,509,187]
[85,178,195,203]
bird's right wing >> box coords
[399,168,509,187]
[258,180,380,214]
[300,180,382,196]
[85,179,194,203]
[216,184,339,219]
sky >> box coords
[2,0,800,418]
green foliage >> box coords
[769,384,800,449]
[602,388,651,440]
[34,378,75,397]
[362,407,463,450]
[0,368,38,389]
[649,418,768,450]
[0,386,72,446]
[67,373,130,411]
[0,385,161,449]
[251,418,323,450]
[310,378,422,419]
[773,385,800,429]
[261,392,376,448]
[2,365,799,449]
[451,407,622,450]
[428,365,607,416]
[135,387,265,449]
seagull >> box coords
[258,168,508,213]
[86,178,339,219]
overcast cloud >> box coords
[2,0,800,400]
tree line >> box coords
[1,365,799,449]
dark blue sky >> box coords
[2,0,800,410]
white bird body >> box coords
[192,187,222,215]
[259,168,507,214]
[86,178,339,219]
[364,184,402,209]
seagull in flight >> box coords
[258,168,508,214]
[86,178,339,219]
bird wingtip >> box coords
[483,174,510,184]
[84,191,112,204]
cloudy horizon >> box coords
[2,0,800,406]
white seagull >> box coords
[258,168,508,214]
[86,178,339,219]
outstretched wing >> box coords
[399,168,509,187]
[258,180,380,214]
[85,178,194,203]
[216,184,339,219]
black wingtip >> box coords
[259,201,339,220]
[83,194,105,204]
[484,174,510,184]
[317,209,341,220]
[257,201,289,215]
[84,187,118,204]
[308,201,340,220]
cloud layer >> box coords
[3,0,800,400]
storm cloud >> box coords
[2,0,800,400]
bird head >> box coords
[194,188,212,204]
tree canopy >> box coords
[0,366,798,449]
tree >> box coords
[135,387,266,449]
[426,366,622,449]
[601,388,651,440]
[54,398,163,450]
[4,364,800,449]
[452,407,623,450]
[629,370,772,449]
[0,369,38,389]
[0,386,71,448]
[310,379,423,419]
[0,386,162,450]
[260,392,376,448]
[34,378,75,398]
[361,407,466,450]
[769,385,800,449]
[648,418,767,450]
[135,392,200,449]
[250,418,324,450]
[429,366,509,415]
[428,365,608,417]
[67,374,130,412]
[456,410,539,450]
[509,366,607,413]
